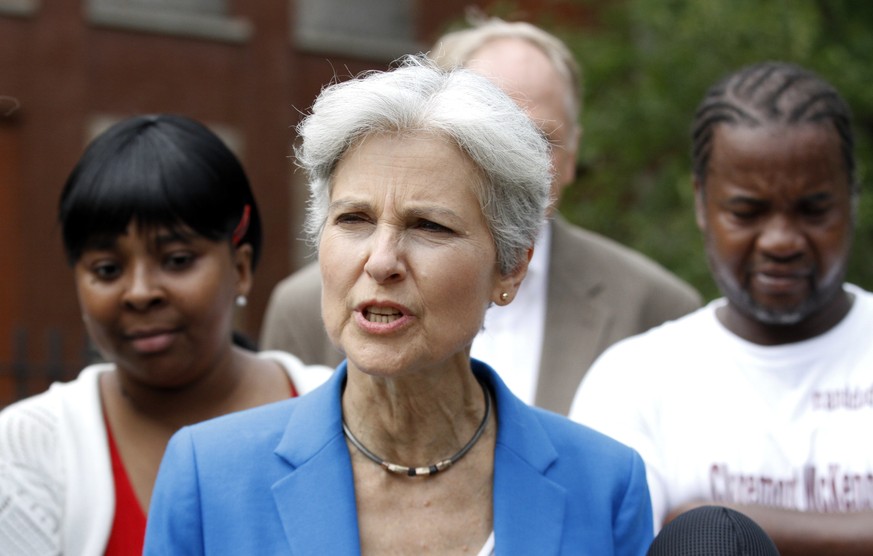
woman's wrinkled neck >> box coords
[341,356,488,463]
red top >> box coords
[103,378,299,553]
[104,415,146,556]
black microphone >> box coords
[647,505,780,555]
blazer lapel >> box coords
[479,364,567,555]
[536,217,612,414]
[271,366,362,555]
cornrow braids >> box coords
[691,61,856,193]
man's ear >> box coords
[565,124,582,183]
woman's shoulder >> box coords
[0,388,64,469]
[484,361,642,466]
[538,414,649,501]
[175,397,302,465]
[0,365,112,543]
[181,365,340,453]
[498,404,648,512]
[532,407,640,459]
[192,396,296,436]
[164,397,313,486]
[0,364,108,441]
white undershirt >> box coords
[470,223,550,405]
[476,531,495,556]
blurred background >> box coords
[2,0,871,404]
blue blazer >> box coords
[144,361,653,555]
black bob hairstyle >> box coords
[59,114,262,268]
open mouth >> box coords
[365,306,403,323]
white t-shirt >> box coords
[471,224,550,405]
[570,284,873,530]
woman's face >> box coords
[319,133,525,378]
[74,222,252,387]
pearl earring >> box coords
[235,295,247,307]
[500,292,509,302]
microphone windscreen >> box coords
[647,505,780,555]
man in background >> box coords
[571,61,873,552]
[261,17,701,414]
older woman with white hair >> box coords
[144,56,653,555]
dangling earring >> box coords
[235,295,247,307]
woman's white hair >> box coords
[296,54,552,275]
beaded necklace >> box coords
[342,376,491,477]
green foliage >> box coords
[530,0,873,300]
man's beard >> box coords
[724,285,815,326]
[712,268,844,328]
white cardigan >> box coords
[0,351,332,556]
